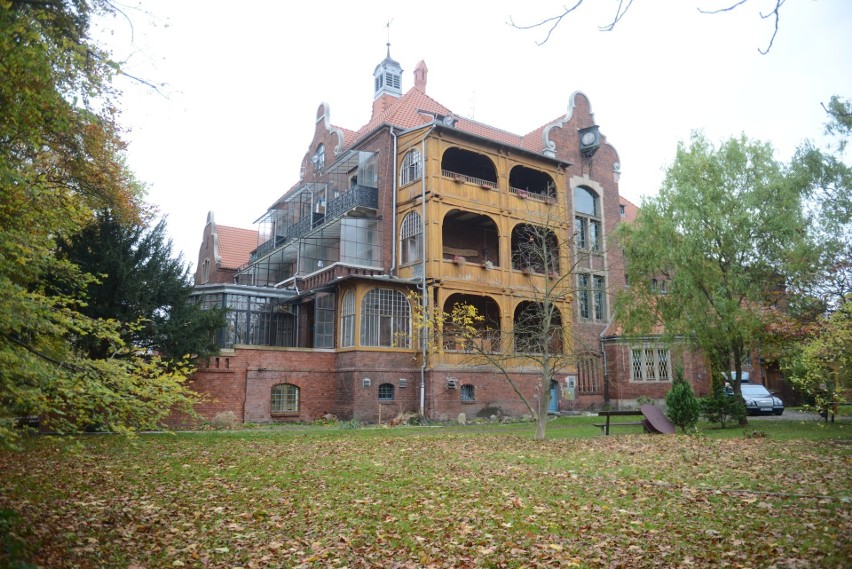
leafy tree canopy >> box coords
[614,132,814,392]
[787,95,851,310]
[783,297,852,414]
[0,1,202,447]
[56,212,225,364]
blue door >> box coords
[549,380,559,413]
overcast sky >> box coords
[101,0,852,269]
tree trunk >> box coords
[535,410,546,440]
[535,384,549,440]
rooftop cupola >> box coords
[373,43,403,100]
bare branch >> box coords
[116,68,167,96]
[507,0,584,46]
[508,0,640,44]
[697,0,751,15]
[756,0,784,54]
[514,0,786,53]
[599,0,637,32]
[699,0,785,54]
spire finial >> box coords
[386,19,393,57]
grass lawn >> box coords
[1,417,849,568]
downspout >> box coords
[600,332,609,405]
[600,316,615,407]
[419,121,437,417]
[390,126,399,276]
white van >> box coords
[723,371,750,383]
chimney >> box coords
[414,60,428,92]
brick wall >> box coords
[425,369,556,421]
[178,342,740,426]
[177,346,608,426]
[166,355,244,428]
[337,350,420,423]
[603,342,712,408]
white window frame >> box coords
[360,288,411,348]
[271,383,300,414]
[400,211,423,265]
[400,149,422,186]
[630,345,672,382]
[340,290,355,347]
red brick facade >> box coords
[179,346,570,426]
[183,54,774,427]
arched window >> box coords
[513,302,563,354]
[460,384,475,402]
[271,383,300,414]
[201,258,210,284]
[400,149,422,185]
[360,289,411,347]
[340,290,355,347]
[314,143,325,171]
[574,187,601,251]
[378,383,395,401]
[400,211,423,265]
[511,224,560,274]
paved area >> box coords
[749,410,850,422]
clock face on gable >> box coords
[578,126,601,157]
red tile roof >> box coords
[216,225,258,270]
[339,84,556,156]
[353,87,453,138]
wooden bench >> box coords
[442,246,479,261]
[595,410,648,435]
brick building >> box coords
[195,212,258,285]
[186,49,750,426]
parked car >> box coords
[739,384,784,416]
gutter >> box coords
[390,126,399,276]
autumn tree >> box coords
[613,132,814,414]
[783,297,851,417]
[0,1,199,446]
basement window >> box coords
[271,383,300,414]
[378,383,395,402]
[460,384,475,402]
